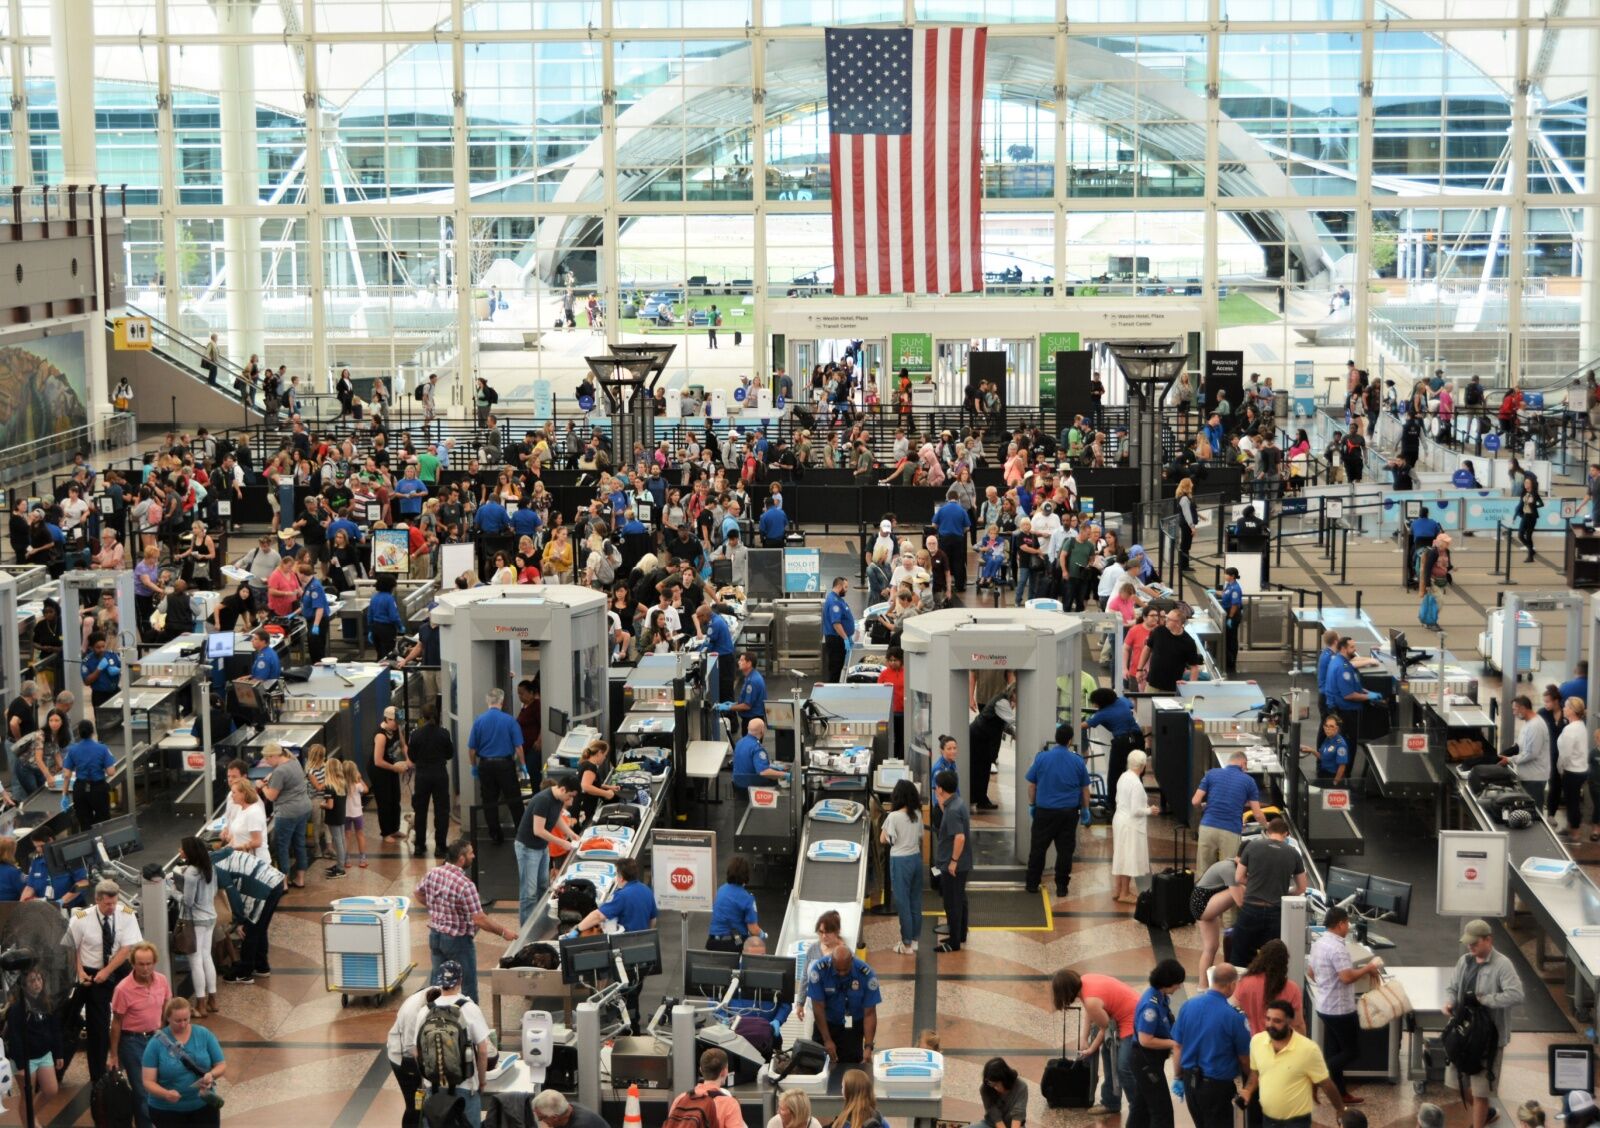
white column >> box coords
[450,0,472,410]
[752,31,768,383]
[302,0,328,391]
[155,0,180,329]
[1579,27,1600,365]
[49,0,108,413]
[1201,0,1221,357]
[1506,3,1531,386]
[211,0,264,370]
[1351,0,1376,374]
[8,0,30,187]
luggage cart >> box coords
[322,895,414,1006]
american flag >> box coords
[825,26,987,297]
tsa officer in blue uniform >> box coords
[80,633,122,709]
[1217,567,1244,675]
[821,577,856,683]
[1323,635,1381,745]
[62,720,116,828]
[299,557,332,662]
[1083,687,1145,815]
[249,628,281,681]
[1024,723,1092,901]
[731,719,787,798]
[726,652,766,733]
[694,603,738,704]
[705,854,762,951]
[21,834,87,908]
[567,857,658,1033]
[1125,958,1184,1128]
[1306,713,1351,786]
[805,941,881,1065]
[1170,962,1252,1128]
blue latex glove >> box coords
[471,765,480,780]
[1367,691,1382,703]
[311,624,320,636]
[562,928,579,941]
[714,702,732,714]
[770,1019,783,1040]
[60,791,71,811]
[1171,1080,1186,1100]
[1029,804,1036,820]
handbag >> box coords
[1357,976,1413,1029]
[172,918,198,956]
[158,1029,224,1110]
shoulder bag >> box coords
[157,1030,224,1110]
[1356,975,1413,1029]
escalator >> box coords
[104,311,264,429]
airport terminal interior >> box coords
[10,1,1600,1126]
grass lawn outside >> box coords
[1219,290,1282,328]
[629,294,752,335]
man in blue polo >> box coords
[62,719,116,828]
[730,719,787,797]
[474,496,510,535]
[821,576,855,683]
[511,499,542,540]
[933,488,973,594]
[566,857,658,1032]
[392,462,428,521]
[1025,723,1092,902]
[248,629,281,681]
[1171,962,1252,1128]
[728,652,766,730]
[80,633,122,709]
[1559,661,1588,707]
[1315,629,1340,715]
[1218,566,1244,676]
[805,937,881,1066]
[1324,635,1381,748]
[1190,749,1267,879]
[757,496,788,548]
[695,603,737,704]
[467,687,525,847]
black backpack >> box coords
[415,384,428,402]
[1441,998,1498,1080]
[421,1090,474,1128]
[91,1068,137,1127]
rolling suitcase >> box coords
[1135,827,1195,929]
[1039,1006,1095,1109]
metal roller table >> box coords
[1363,739,1443,802]
[1452,766,1600,1029]
[775,796,873,978]
[1294,606,1386,669]
[734,781,801,858]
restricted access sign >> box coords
[651,829,716,913]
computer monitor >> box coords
[206,632,236,660]
[684,948,741,996]
[1324,866,1369,907]
[613,929,662,978]
[548,708,569,740]
[89,815,141,859]
[737,954,795,1000]
[560,934,617,986]
[48,829,107,875]
[228,679,261,713]
[1363,876,1412,927]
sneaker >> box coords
[891,941,908,955]
[254,968,271,977]
[359,860,369,868]
[326,866,346,878]
[935,940,962,953]
[1086,1106,1115,1116]
[221,972,253,984]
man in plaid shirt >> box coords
[415,838,516,1002]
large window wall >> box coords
[10,0,1600,399]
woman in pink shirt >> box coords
[1106,581,1139,625]
[1052,968,1140,1114]
[266,554,302,618]
[1230,939,1305,1036]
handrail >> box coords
[126,307,255,389]
[0,414,135,485]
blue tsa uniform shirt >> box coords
[1317,735,1351,778]
[250,645,282,681]
[737,670,767,719]
[822,592,856,642]
[63,740,115,781]
[1220,580,1243,622]
[1134,985,1175,1047]
[1025,745,1090,810]
[600,881,657,932]
[1171,989,1252,1081]
[731,735,775,790]
[707,882,759,940]
[1324,656,1362,714]
[805,956,882,1027]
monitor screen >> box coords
[613,930,662,976]
[560,935,616,985]
[1364,876,1412,927]
[547,708,569,739]
[206,632,237,660]
[229,679,260,712]
[737,954,795,999]
[684,948,740,996]
[1324,866,1368,906]
[745,549,783,601]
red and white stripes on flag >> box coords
[827,26,987,297]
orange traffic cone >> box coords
[624,1083,643,1128]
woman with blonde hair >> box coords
[221,779,270,862]
[1557,696,1589,839]
[1175,477,1198,570]
[766,1088,823,1128]
[1111,749,1160,903]
[830,1069,883,1128]
[304,743,332,861]
[542,525,574,583]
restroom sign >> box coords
[113,317,152,350]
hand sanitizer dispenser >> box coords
[522,1009,554,1085]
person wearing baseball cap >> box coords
[1559,1092,1598,1127]
[1444,919,1524,1128]
[414,959,493,1125]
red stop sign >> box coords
[1465,868,1478,881]
[671,867,695,891]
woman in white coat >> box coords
[1111,749,1160,903]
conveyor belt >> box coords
[734,788,798,855]
[797,815,871,902]
[1452,767,1600,997]
[1364,741,1441,800]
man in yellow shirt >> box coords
[1241,999,1346,1128]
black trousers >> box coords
[1319,1010,1361,1093]
[391,1058,422,1128]
[1185,1074,1238,1128]
[1563,769,1587,830]
[372,764,402,839]
[1224,618,1240,674]
[823,635,846,683]
[970,736,1002,806]
[73,779,110,828]
[236,887,283,976]
[371,623,399,660]
[412,768,451,854]
[1229,903,1281,967]
[1179,525,1194,570]
[1026,806,1081,895]
[308,623,327,662]
[1519,519,1537,555]
[1337,707,1363,748]
[941,869,970,947]
[717,655,736,704]
[477,758,524,843]
[938,534,967,592]
[1127,1046,1175,1128]
[75,974,117,1082]
[818,1018,865,1065]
